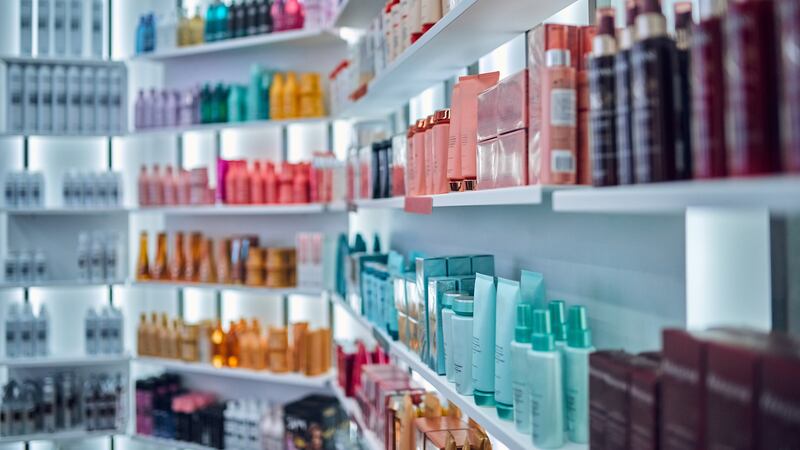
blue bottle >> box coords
[205,3,217,42]
[146,14,156,52]
[135,16,146,54]
[215,1,229,40]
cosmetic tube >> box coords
[451,294,475,396]
[778,0,800,172]
[528,308,565,448]
[564,305,594,443]
[458,72,500,190]
[631,0,679,183]
[494,277,522,420]
[511,303,533,434]
[424,115,436,195]
[471,273,497,406]
[616,1,638,184]
[541,48,578,184]
[588,13,618,186]
[442,291,459,383]
[447,83,464,191]
[691,0,727,178]
[520,270,546,309]
[428,277,459,374]
[431,109,451,194]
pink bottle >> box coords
[250,161,265,204]
[163,165,177,205]
[264,162,278,204]
[225,163,237,204]
[138,165,150,206]
[293,163,310,203]
[235,162,251,204]
[278,163,294,204]
[283,0,304,30]
[431,109,451,194]
[177,169,190,205]
[410,119,427,196]
[271,0,285,32]
[148,164,164,206]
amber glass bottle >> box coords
[168,232,186,280]
[226,320,241,368]
[153,232,169,280]
[136,232,150,280]
[211,320,227,368]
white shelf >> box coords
[130,117,330,137]
[0,55,124,66]
[129,280,324,296]
[336,0,579,118]
[353,196,405,209]
[0,131,125,138]
[131,29,342,61]
[1,207,130,216]
[333,0,386,28]
[352,186,558,210]
[129,434,216,450]
[0,354,130,368]
[0,280,126,289]
[135,356,334,388]
[552,176,800,214]
[330,382,383,450]
[133,202,344,216]
[332,293,587,450]
[0,429,120,443]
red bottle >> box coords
[250,161,265,204]
[293,163,310,203]
[283,0,304,30]
[778,0,800,172]
[271,0,285,32]
[163,165,177,205]
[225,163,237,204]
[264,162,278,204]
[149,164,164,206]
[278,163,294,204]
[235,162,251,204]
[724,0,781,176]
[138,165,149,206]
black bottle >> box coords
[258,0,273,34]
[588,13,618,186]
[630,0,679,183]
[246,0,259,35]
[227,1,238,39]
[371,141,382,199]
[673,3,693,179]
[235,0,248,38]
[615,2,637,184]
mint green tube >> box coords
[471,273,497,407]
[564,305,594,443]
[520,270,545,309]
[494,277,522,421]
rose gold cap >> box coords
[426,115,436,128]
[434,109,451,124]
[463,179,477,190]
[415,119,427,132]
[407,125,416,138]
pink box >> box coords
[497,69,529,135]
[497,129,529,187]
[477,84,499,143]
[477,138,498,190]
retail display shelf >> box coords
[335,0,580,118]
[333,0,386,28]
[332,293,587,450]
[0,207,131,216]
[135,356,335,387]
[0,280,126,289]
[352,185,563,210]
[0,55,124,66]
[0,429,120,443]
[129,434,216,450]
[129,280,324,296]
[129,116,330,137]
[330,382,383,450]
[0,354,131,368]
[130,28,342,61]
[552,175,800,214]
[133,202,345,215]
[0,132,125,138]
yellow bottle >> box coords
[189,6,205,45]
[282,72,299,119]
[177,9,190,47]
[270,73,285,120]
[136,232,150,280]
[211,320,227,368]
[171,319,183,359]
[158,313,170,357]
[299,73,314,118]
[153,232,169,280]
[312,73,325,117]
[137,313,149,356]
[226,320,240,368]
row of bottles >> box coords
[4,304,48,358]
[3,172,44,209]
[85,306,124,356]
[4,249,48,284]
[19,0,103,58]
[77,231,122,283]
[137,313,331,376]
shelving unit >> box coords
[336,0,580,118]
[353,186,563,211]
[329,382,383,450]
[0,280,127,289]
[129,434,217,450]
[133,202,345,216]
[130,116,330,137]
[135,356,334,388]
[0,429,121,444]
[129,280,324,296]
[0,354,130,368]
[130,28,342,61]
[0,207,131,216]
[332,0,386,28]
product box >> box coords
[395,275,411,346]
[427,277,460,374]
[660,329,708,450]
[758,339,800,448]
[445,256,472,277]
[385,390,426,450]
[628,357,661,450]
[414,417,470,450]
[415,257,447,366]
[497,69,529,135]
[604,352,634,450]
[423,429,485,450]
[497,129,528,188]
[454,275,476,295]
[477,84,499,143]
[476,138,497,190]
[284,394,342,450]
[406,276,422,354]
[470,255,495,277]
[589,350,624,450]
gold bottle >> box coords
[270,73,285,120]
[168,232,186,280]
[257,332,269,371]
[282,72,299,119]
[299,73,315,118]
[268,326,288,373]
[147,312,159,357]
[136,232,150,280]
[189,6,205,45]
[158,313,170,357]
[198,238,217,283]
[292,322,308,374]
[185,232,203,282]
[137,313,148,356]
[171,319,183,359]
[226,320,240,368]
[245,247,264,286]
[216,239,232,284]
[211,320,227,368]
[177,9,190,47]
[153,232,169,280]
[312,73,325,117]
[181,323,199,362]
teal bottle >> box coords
[527,309,565,448]
[217,84,229,123]
[228,85,247,122]
[215,0,229,40]
[248,65,264,121]
[200,84,212,123]
[564,305,594,444]
[204,2,217,42]
[511,303,533,434]
[259,70,272,120]
[548,300,569,433]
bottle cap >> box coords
[548,300,568,342]
[674,2,693,30]
[567,305,593,348]
[442,291,463,308]
[452,294,474,315]
[415,119,427,132]
[531,309,555,352]
[640,0,662,15]
[434,109,451,124]
[515,303,533,343]
[598,14,616,37]
[545,49,571,68]
[407,125,416,138]
[426,115,436,129]
[496,402,514,421]
[474,389,496,407]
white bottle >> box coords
[62,170,74,206]
[81,171,94,207]
[527,309,565,449]
[33,249,47,282]
[104,232,118,282]
[108,68,122,133]
[270,406,283,450]
[99,307,112,354]
[4,172,17,208]
[20,303,35,357]
[67,66,82,133]
[38,66,53,134]
[69,0,83,57]
[259,403,272,450]
[90,231,105,282]
[54,0,67,55]
[31,172,43,208]
[95,68,109,133]
[111,306,123,354]
[20,0,33,55]
[85,308,98,355]
[8,65,24,132]
[77,232,91,281]
[5,304,20,358]
[17,251,32,283]
[81,67,95,133]
[38,0,52,56]
[91,0,103,58]
[4,251,19,283]
[23,65,38,133]
[224,401,236,449]
[36,304,49,356]
[53,65,67,133]
[93,172,107,207]
[108,172,121,207]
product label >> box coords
[550,88,576,126]
[551,150,575,173]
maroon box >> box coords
[758,341,800,449]
[629,357,661,450]
[604,353,634,450]
[590,350,626,450]
[660,329,708,450]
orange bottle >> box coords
[226,320,240,368]
[216,239,232,284]
[292,163,310,203]
[250,161,265,204]
[270,73,285,120]
[299,73,314,118]
[168,232,186,280]
[235,162,251,204]
[257,330,269,371]
[282,72,299,119]
[137,313,149,356]
[158,313,170,357]
[185,232,203,282]
[540,45,578,185]
[151,232,168,280]
[211,320,227,368]
[198,238,217,283]
[136,232,150,280]
[146,312,159,356]
[170,319,182,359]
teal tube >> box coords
[494,277,522,420]
[471,273,497,407]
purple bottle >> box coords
[164,90,179,127]
[152,89,166,128]
[143,89,156,128]
[134,90,146,129]
[192,87,202,124]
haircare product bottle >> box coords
[691,0,728,178]
[91,0,103,57]
[410,118,428,196]
[38,66,53,134]
[152,232,168,280]
[724,0,781,175]
[511,303,533,434]
[424,115,437,195]
[23,65,38,132]
[564,305,594,443]
[588,12,618,186]
[451,294,475,396]
[136,231,150,280]
[495,278,522,421]
[54,0,67,55]
[673,2,693,180]
[431,109,451,194]
[447,83,463,191]
[541,48,577,184]
[81,67,96,133]
[20,0,33,55]
[67,66,81,133]
[96,68,110,133]
[458,72,500,190]
[472,274,497,407]
[631,0,679,183]
[577,25,596,186]
[69,0,83,56]
[615,1,638,184]
[39,0,51,56]
[528,309,565,448]
[441,291,458,383]
[778,0,800,172]
[8,65,23,132]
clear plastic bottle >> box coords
[85,308,98,355]
[17,251,32,283]
[20,303,35,357]
[104,232,118,282]
[90,232,106,282]
[36,305,49,357]
[5,304,20,358]
[77,232,91,281]
[33,249,47,283]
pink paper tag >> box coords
[404,196,433,214]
